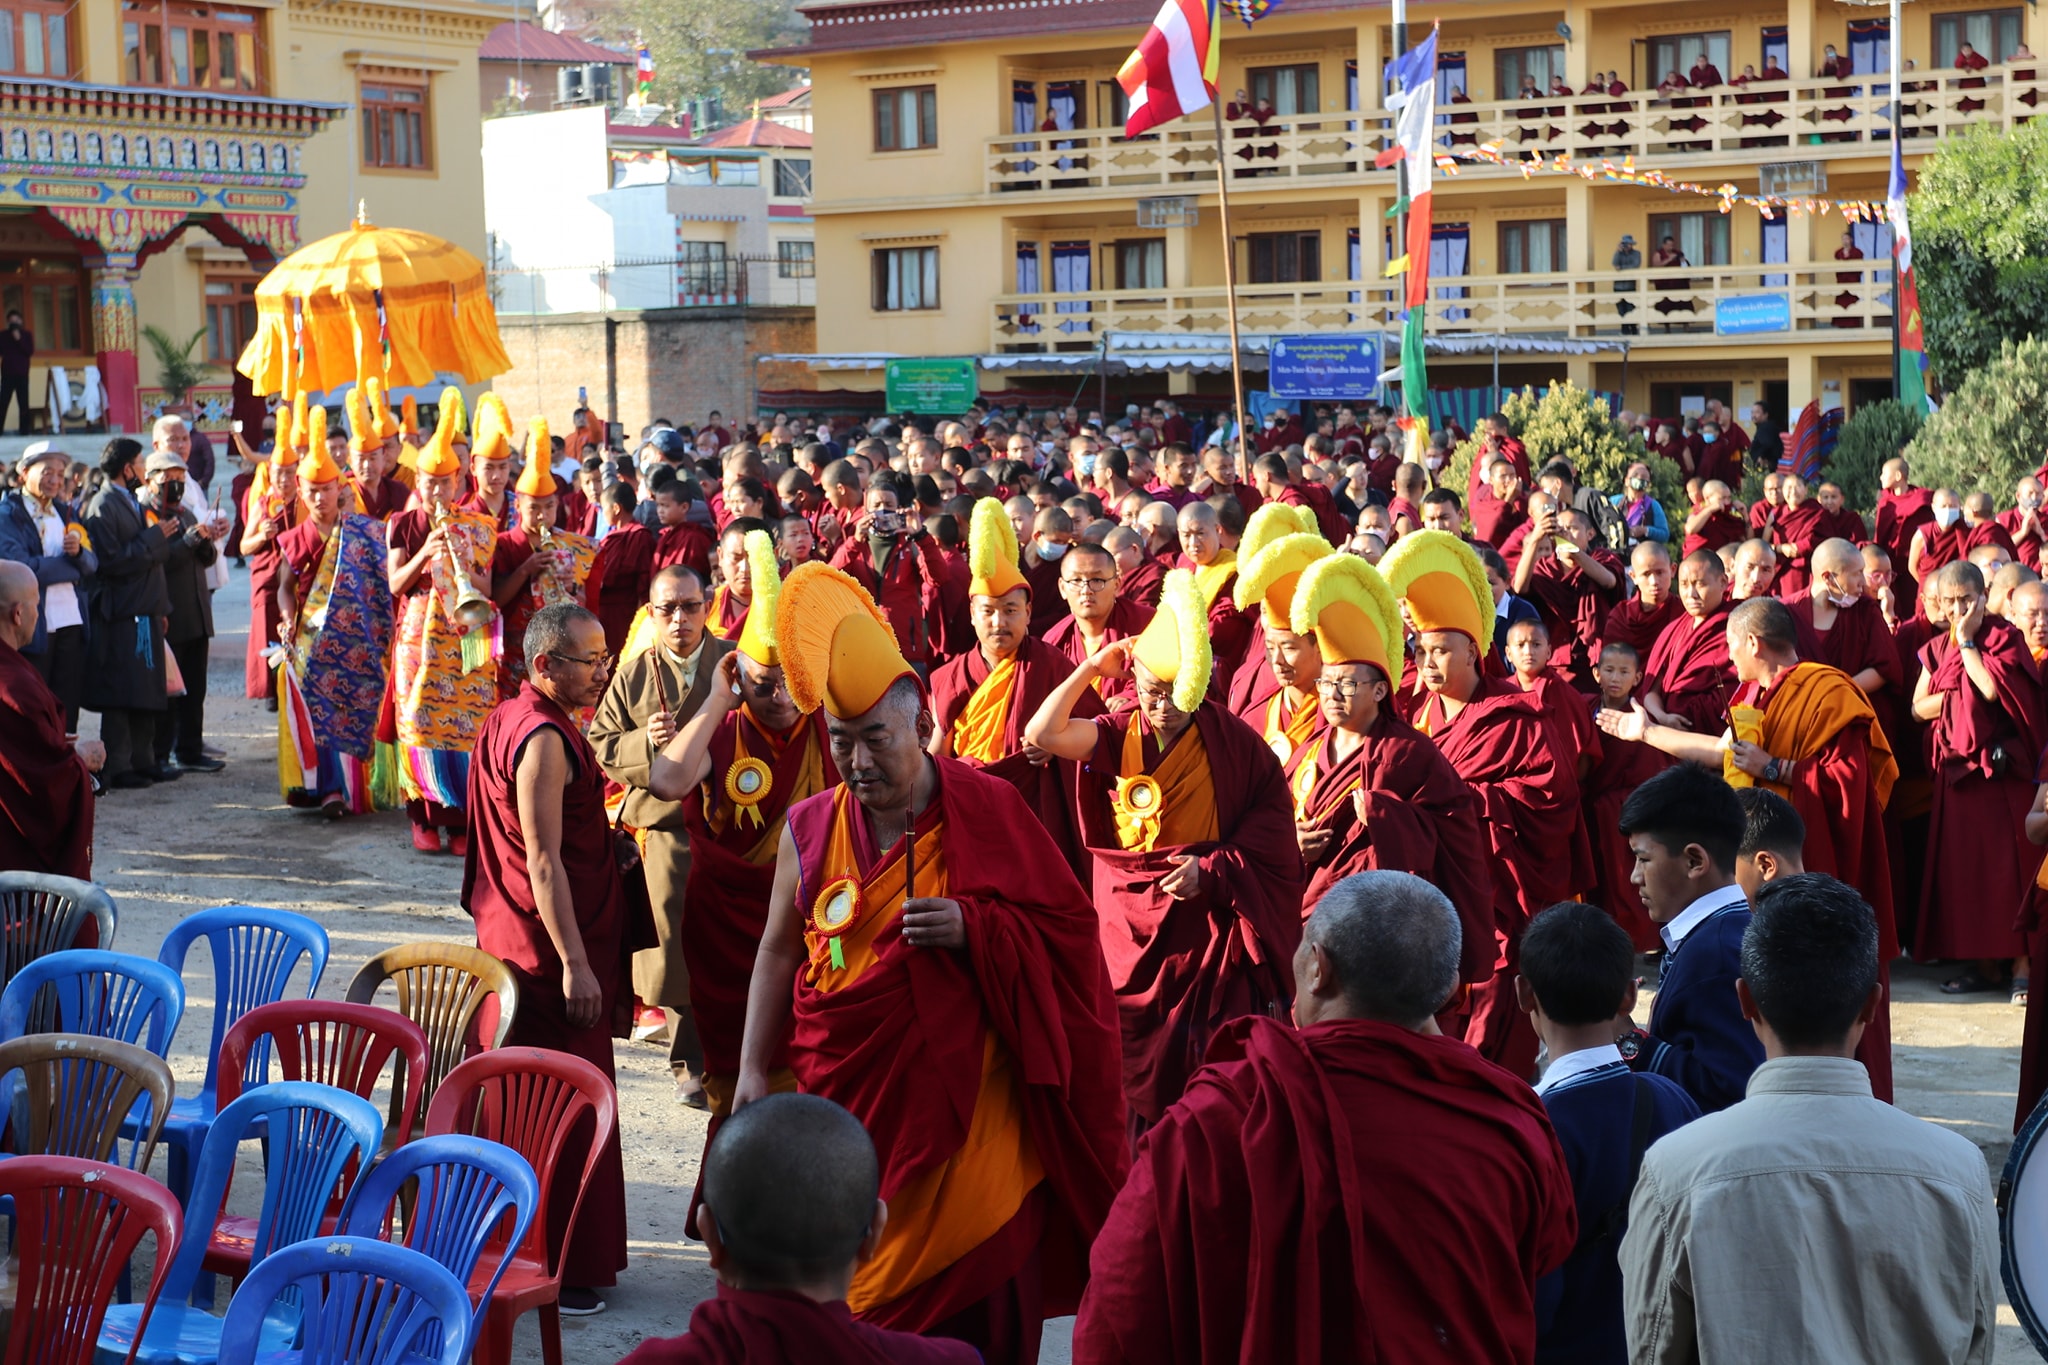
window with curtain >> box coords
[874,86,939,151]
[1249,232,1321,284]
[776,242,815,279]
[1848,18,1890,76]
[1012,80,1038,134]
[1760,27,1788,72]
[1115,240,1165,289]
[1935,9,2023,65]
[872,246,939,310]
[1761,217,1787,286]
[1499,220,1567,274]
[203,275,257,363]
[1647,33,1731,83]
[0,0,69,76]
[1015,242,1041,331]
[360,80,430,170]
[678,242,731,296]
[1431,224,1470,319]
[1249,63,1320,113]
[1495,45,1563,97]
[1649,212,1729,266]
[773,158,812,197]
[123,0,258,91]
[0,255,86,353]
[1046,80,1085,129]
[1052,241,1091,330]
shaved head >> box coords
[702,1093,879,1284]
[0,558,32,608]
[1811,538,1861,576]
[1176,500,1219,530]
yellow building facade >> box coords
[767,0,2039,424]
[0,0,498,436]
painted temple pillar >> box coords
[88,254,139,433]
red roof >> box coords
[480,22,633,65]
[696,118,812,148]
[757,86,811,108]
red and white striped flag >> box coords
[1117,0,1221,138]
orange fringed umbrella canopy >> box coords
[236,202,512,397]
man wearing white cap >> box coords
[0,441,94,733]
[139,445,228,774]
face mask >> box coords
[1701,433,1718,444]
[2025,495,2043,510]
[1426,455,1445,471]
[159,479,185,506]
[1037,540,1068,561]
[1076,454,1098,475]
[123,471,143,492]
[1935,506,1962,529]
[1826,589,1860,609]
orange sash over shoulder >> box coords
[950,656,1018,764]
[1263,689,1321,765]
[1114,717,1222,851]
[1752,662,1899,806]
[801,786,1043,1314]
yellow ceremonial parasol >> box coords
[236,201,512,398]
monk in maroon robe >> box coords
[1642,552,1737,734]
[1029,587,1305,1129]
[1073,876,1577,1365]
[462,605,630,1306]
[1118,551,1167,610]
[1601,543,1683,664]
[2000,479,2046,571]
[1041,545,1154,709]
[1583,641,1670,949]
[1505,620,1601,899]
[1512,506,1623,690]
[1768,478,1827,598]
[1787,539,1905,757]
[1812,482,1869,547]
[1874,459,1935,614]
[1912,560,2047,987]
[590,513,655,655]
[240,455,305,699]
[0,563,95,879]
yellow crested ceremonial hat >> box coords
[515,417,561,497]
[736,528,783,666]
[968,495,1028,600]
[1239,501,1318,565]
[1234,530,1332,630]
[401,394,420,438]
[1131,567,1212,713]
[346,382,379,455]
[369,378,402,440]
[776,561,917,718]
[303,404,329,453]
[298,438,344,486]
[272,404,295,463]
[416,385,466,478]
[1379,528,1494,652]
[289,392,309,450]
[471,392,513,463]
[1291,552,1401,681]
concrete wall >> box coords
[490,305,816,437]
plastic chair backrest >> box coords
[337,1134,538,1311]
[344,944,519,1131]
[215,1236,474,1365]
[0,949,183,1056]
[0,1032,174,1171]
[0,1154,182,1365]
[216,999,431,1141]
[163,1081,383,1307]
[424,1048,615,1279]
[157,906,329,1113]
[0,871,116,998]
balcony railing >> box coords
[990,261,1896,349]
[984,65,2042,195]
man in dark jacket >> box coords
[80,437,178,788]
[0,309,32,435]
[140,449,226,773]
[0,442,95,731]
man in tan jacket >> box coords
[589,564,733,1106]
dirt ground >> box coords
[80,574,2039,1362]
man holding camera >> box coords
[827,476,947,672]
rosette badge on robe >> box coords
[1117,568,1212,845]
[726,529,786,825]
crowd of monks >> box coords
[237,381,2048,1362]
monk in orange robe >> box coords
[649,530,836,1115]
[928,499,1089,874]
[1383,530,1579,1079]
[734,564,1127,1365]
[1027,568,1306,1131]
[1598,595,1898,1099]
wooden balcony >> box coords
[983,65,2042,197]
[990,260,1896,350]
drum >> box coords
[2001,1089,2048,1354]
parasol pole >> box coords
[1210,101,1251,477]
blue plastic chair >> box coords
[153,906,329,1205]
[0,949,183,1055]
[336,1134,538,1347]
[214,1236,475,1365]
[95,1081,385,1365]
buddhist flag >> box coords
[1118,0,1221,137]
[1888,137,1929,416]
[636,46,655,100]
[1377,28,1439,311]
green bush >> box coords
[1825,399,1923,516]
[1914,120,2048,386]
[1904,336,2048,505]
[1445,381,1682,517]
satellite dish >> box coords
[1556,20,1573,39]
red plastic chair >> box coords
[0,1155,181,1365]
[424,1048,617,1365]
[201,999,431,1281]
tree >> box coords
[1447,380,1684,520]
[1825,399,1922,516]
[606,0,804,118]
[1912,119,2048,386]
[142,325,210,405]
[1905,336,2048,507]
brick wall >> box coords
[490,305,816,437]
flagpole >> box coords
[1888,0,1902,402]
[1210,101,1251,479]
[1391,0,1419,418]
